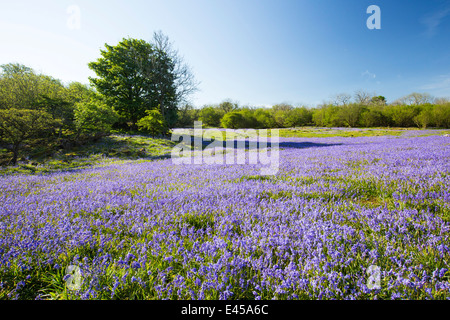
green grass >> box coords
[174,126,445,138]
[0,134,177,176]
[279,127,407,138]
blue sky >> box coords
[1,0,450,107]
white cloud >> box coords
[362,70,376,79]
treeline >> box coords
[176,94,450,130]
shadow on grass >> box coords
[185,136,343,150]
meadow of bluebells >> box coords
[0,131,449,300]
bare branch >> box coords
[151,30,199,105]
[354,90,373,105]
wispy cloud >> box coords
[361,70,376,79]
[420,74,450,96]
[421,6,450,37]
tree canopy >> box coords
[88,37,181,128]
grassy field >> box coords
[0,134,177,176]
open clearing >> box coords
[0,129,449,299]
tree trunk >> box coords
[11,144,19,165]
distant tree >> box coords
[370,96,387,106]
[272,103,294,112]
[360,107,386,127]
[284,107,313,127]
[354,90,373,105]
[410,92,434,105]
[435,97,450,105]
[331,93,352,106]
[0,108,59,165]
[271,104,293,128]
[238,108,258,128]
[137,109,168,137]
[337,104,363,127]
[413,105,434,129]
[199,106,224,127]
[221,111,246,129]
[0,63,76,136]
[36,76,74,136]
[312,105,342,127]
[254,109,276,128]
[176,104,199,128]
[218,100,238,113]
[384,105,417,127]
[312,108,326,127]
[433,104,450,128]
[393,92,433,105]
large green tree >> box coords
[88,37,177,128]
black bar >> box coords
[0,300,448,319]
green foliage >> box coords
[312,105,341,127]
[433,104,450,128]
[253,109,276,128]
[0,63,42,110]
[269,104,292,127]
[360,107,387,127]
[0,64,95,135]
[189,100,450,130]
[199,106,224,127]
[413,104,434,128]
[74,98,119,134]
[284,107,313,127]
[174,100,450,129]
[66,82,96,103]
[0,108,60,164]
[336,104,364,127]
[220,111,246,129]
[218,100,238,113]
[383,105,418,127]
[88,38,177,127]
[370,96,387,106]
[238,108,258,128]
[137,109,168,137]
[176,104,200,128]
